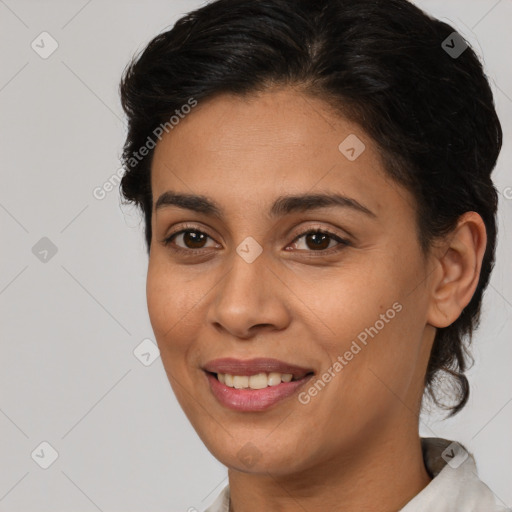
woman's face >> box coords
[147,87,438,474]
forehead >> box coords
[150,87,413,217]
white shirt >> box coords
[203,437,509,512]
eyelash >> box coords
[161,224,351,257]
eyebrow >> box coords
[154,191,376,218]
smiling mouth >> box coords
[206,370,314,390]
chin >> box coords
[197,428,311,475]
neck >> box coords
[227,428,432,512]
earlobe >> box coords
[426,212,487,329]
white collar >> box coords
[204,437,508,512]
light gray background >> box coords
[0,1,511,511]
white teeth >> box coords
[267,372,282,387]
[233,376,249,389]
[249,373,268,389]
[217,372,296,389]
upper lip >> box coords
[203,358,314,379]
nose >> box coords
[206,247,291,339]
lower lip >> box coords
[205,371,313,412]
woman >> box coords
[118,0,506,510]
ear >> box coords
[427,211,487,329]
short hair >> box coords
[118,0,502,417]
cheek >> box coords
[146,258,201,360]
[146,260,204,409]
[306,247,426,401]
[147,256,198,329]
[307,303,424,446]
[301,260,402,348]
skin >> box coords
[146,86,487,512]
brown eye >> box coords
[304,232,331,250]
[291,229,349,253]
[181,230,208,249]
[163,228,217,251]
